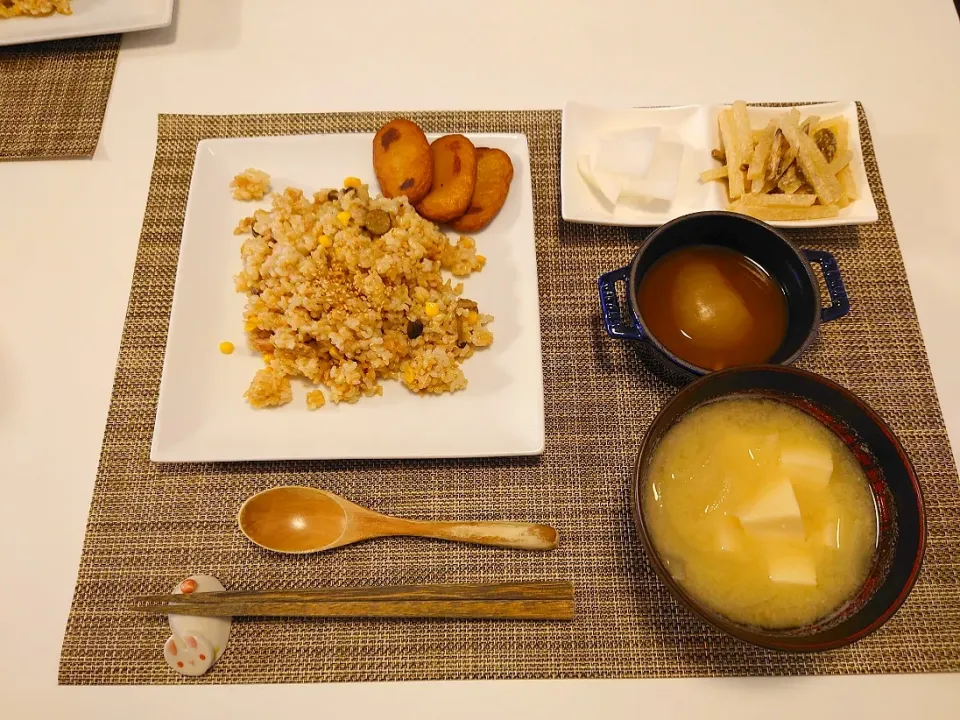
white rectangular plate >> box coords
[561,101,878,228]
[152,132,545,462]
[0,0,173,46]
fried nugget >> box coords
[372,119,433,204]
[449,148,514,232]
[414,135,477,222]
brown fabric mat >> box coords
[0,34,120,160]
[59,106,960,684]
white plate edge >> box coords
[150,138,216,462]
[512,133,546,455]
[0,0,174,46]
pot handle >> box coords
[802,249,850,323]
[598,266,646,340]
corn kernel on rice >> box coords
[234,176,493,408]
[231,169,272,201]
[0,0,71,18]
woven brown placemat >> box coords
[59,106,960,684]
[0,34,120,160]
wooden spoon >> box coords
[237,486,559,554]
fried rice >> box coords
[230,168,271,201]
[232,172,493,409]
[0,0,71,18]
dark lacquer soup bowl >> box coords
[632,366,925,652]
[598,211,850,383]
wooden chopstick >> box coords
[133,581,573,604]
[132,599,574,620]
[130,582,574,621]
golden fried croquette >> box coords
[414,134,478,223]
[449,147,514,232]
[372,119,433,204]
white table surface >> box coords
[2,0,960,717]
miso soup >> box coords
[643,397,878,629]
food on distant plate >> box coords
[449,148,514,232]
[372,119,434,204]
[232,173,493,409]
[0,0,71,18]
[637,245,787,370]
[644,398,878,629]
[702,101,858,221]
[578,126,684,206]
[230,168,272,201]
[415,134,478,222]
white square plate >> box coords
[0,0,173,46]
[561,101,878,228]
[152,132,544,462]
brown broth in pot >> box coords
[636,245,788,371]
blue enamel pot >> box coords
[598,211,850,384]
